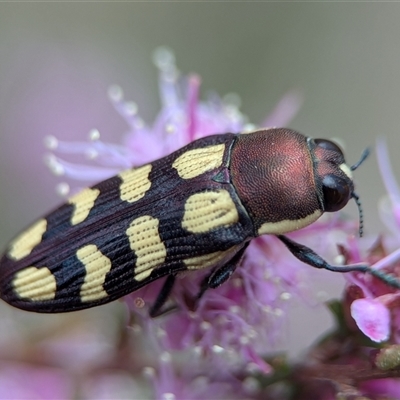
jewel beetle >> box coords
[0,128,398,315]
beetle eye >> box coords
[322,174,351,212]
[314,139,343,154]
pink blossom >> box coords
[350,298,390,342]
[340,141,400,347]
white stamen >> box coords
[142,366,155,378]
[165,124,175,133]
[89,129,100,141]
[44,135,58,150]
[245,362,260,374]
[153,47,176,71]
[200,321,211,331]
[162,393,176,400]
[108,85,123,102]
[44,154,65,176]
[280,292,291,300]
[335,254,346,265]
[56,182,70,197]
[243,123,257,133]
[229,305,240,314]
[160,351,171,363]
[212,345,224,354]
[193,346,202,356]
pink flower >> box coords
[350,298,390,342]
[340,140,400,345]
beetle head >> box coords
[311,138,368,236]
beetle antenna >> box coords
[351,148,370,171]
[352,191,364,237]
[350,148,369,237]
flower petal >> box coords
[351,298,390,342]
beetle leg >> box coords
[149,274,177,318]
[277,235,400,289]
[151,244,251,316]
[197,243,250,301]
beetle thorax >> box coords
[230,129,322,236]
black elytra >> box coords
[0,128,398,315]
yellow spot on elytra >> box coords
[172,144,225,179]
[77,244,112,302]
[257,209,322,235]
[8,219,47,261]
[184,246,238,270]
[119,165,152,203]
[69,188,100,225]
[13,266,56,301]
[182,190,239,233]
[127,215,167,281]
